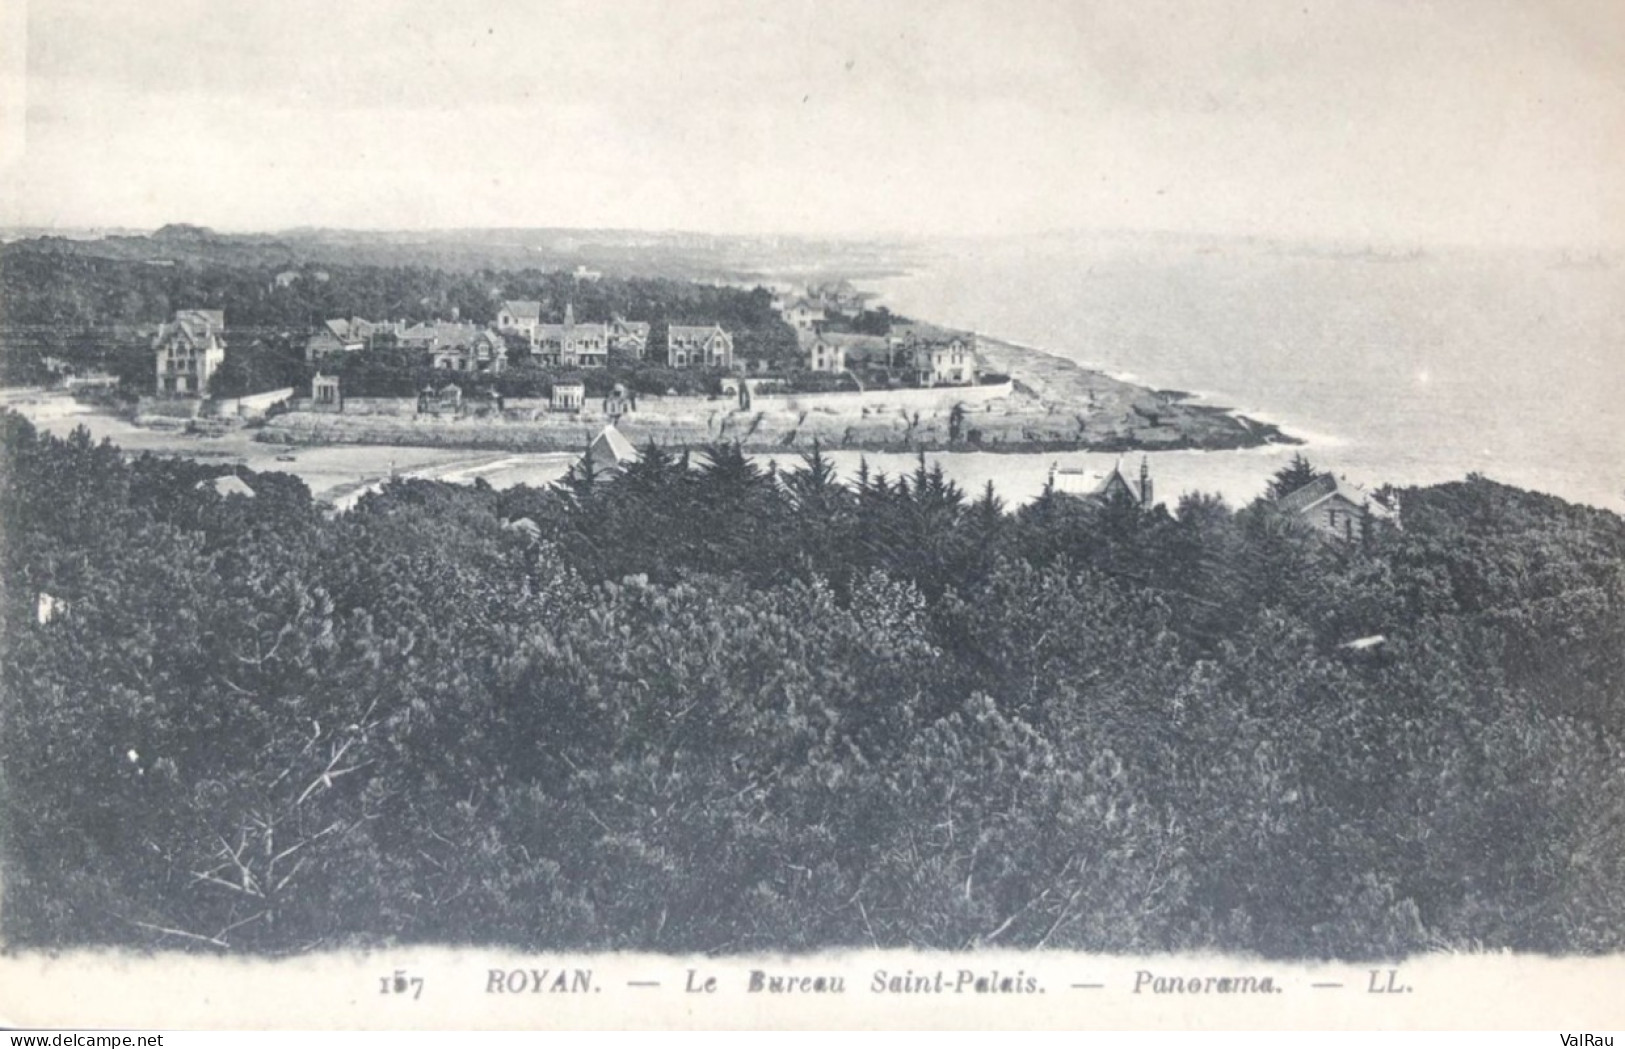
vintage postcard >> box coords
[0,0,1622,1034]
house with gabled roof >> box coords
[667,324,734,370]
[807,333,847,374]
[1051,457,1156,508]
[1275,472,1397,541]
[780,297,826,332]
[398,320,478,351]
[199,473,256,499]
[585,424,639,475]
[808,279,875,315]
[895,324,976,386]
[397,321,507,374]
[430,329,507,374]
[608,316,651,357]
[154,309,227,396]
[305,317,391,362]
[497,300,543,340]
[1053,461,1157,509]
[806,332,888,374]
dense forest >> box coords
[0,224,915,285]
[1,413,1622,958]
[0,244,801,389]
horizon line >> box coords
[3,220,1618,257]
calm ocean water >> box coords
[851,233,1625,513]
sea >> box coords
[832,232,1625,513]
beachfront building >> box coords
[667,324,735,370]
[602,383,635,424]
[154,309,227,396]
[415,382,467,415]
[551,381,586,414]
[535,305,610,368]
[806,332,889,374]
[311,372,342,412]
[806,333,847,374]
[1276,473,1398,542]
[898,326,976,386]
[63,372,120,391]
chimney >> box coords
[1139,456,1153,508]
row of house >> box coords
[498,302,620,364]
[397,321,511,374]
[156,278,960,397]
[152,304,741,395]
[303,309,968,385]
[802,325,978,387]
[769,279,980,387]
[495,301,736,371]
[305,316,399,358]
[772,280,877,332]
[308,368,641,423]
[299,303,737,374]
[156,309,391,396]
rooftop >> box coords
[588,424,639,468]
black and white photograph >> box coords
[0,0,1621,1033]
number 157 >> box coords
[380,970,424,1000]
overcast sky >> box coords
[1,0,1622,245]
